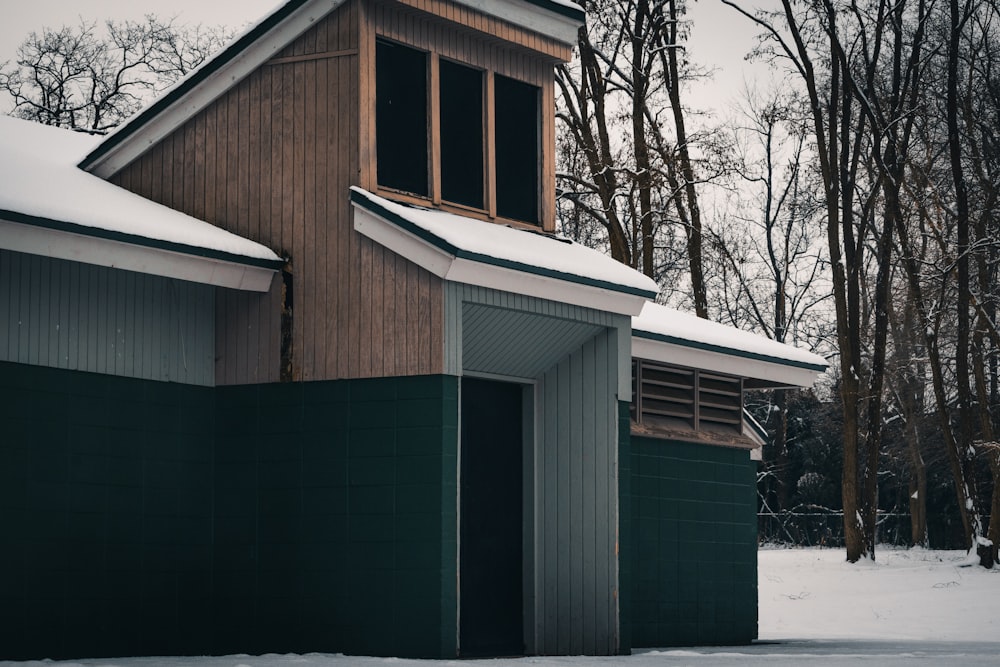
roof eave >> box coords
[460,0,584,43]
[631,333,827,389]
[352,195,650,317]
[1,214,281,291]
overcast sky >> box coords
[0,0,776,121]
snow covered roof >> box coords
[0,115,282,291]
[80,0,584,179]
[350,187,657,316]
[632,301,828,388]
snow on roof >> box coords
[351,187,658,300]
[0,114,281,265]
[633,301,828,376]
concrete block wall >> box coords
[0,361,459,660]
[628,435,758,647]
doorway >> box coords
[459,377,524,657]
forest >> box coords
[1,0,998,567]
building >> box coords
[0,0,826,660]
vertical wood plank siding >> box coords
[0,249,215,385]
[110,0,444,384]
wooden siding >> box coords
[364,0,559,230]
[0,249,215,385]
[214,275,283,385]
[534,328,620,655]
[110,0,445,384]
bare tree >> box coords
[0,16,235,133]
[556,0,724,314]
[710,86,831,515]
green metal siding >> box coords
[533,327,620,655]
[0,362,459,660]
[629,435,758,647]
[617,401,633,654]
[0,249,215,385]
[444,282,630,656]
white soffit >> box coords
[456,0,584,45]
[0,218,276,292]
[351,192,653,316]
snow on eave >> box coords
[81,0,582,179]
[0,115,283,286]
[631,302,828,388]
[350,187,657,316]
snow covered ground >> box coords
[4,547,999,667]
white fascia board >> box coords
[353,201,647,316]
[353,203,455,277]
[445,257,646,315]
[457,0,584,45]
[86,0,347,179]
[631,336,823,389]
[1,218,276,291]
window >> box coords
[374,38,541,225]
[376,39,428,196]
[440,59,484,209]
[495,74,539,224]
[631,359,743,436]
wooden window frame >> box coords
[373,36,542,227]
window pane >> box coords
[440,59,484,209]
[494,75,539,224]
[376,39,428,196]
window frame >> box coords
[372,36,543,228]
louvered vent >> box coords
[632,359,743,435]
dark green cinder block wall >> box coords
[213,373,459,659]
[629,434,758,648]
[0,361,459,660]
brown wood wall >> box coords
[110,0,564,384]
[112,0,444,384]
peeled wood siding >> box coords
[0,249,214,385]
[111,0,444,384]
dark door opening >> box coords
[460,377,524,657]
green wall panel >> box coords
[0,360,215,660]
[628,435,758,648]
[0,362,459,660]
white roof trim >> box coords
[353,200,649,316]
[1,218,276,292]
[631,336,823,389]
[84,0,348,179]
[458,0,583,44]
